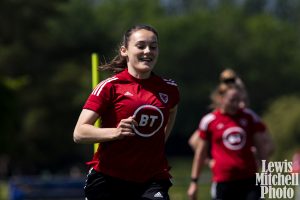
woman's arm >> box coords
[187,138,209,200]
[73,109,137,144]
[188,130,200,151]
[253,131,275,163]
[164,105,178,142]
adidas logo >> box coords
[124,91,133,96]
[154,192,163,198]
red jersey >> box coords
[83,69,180,182]
[198,108,266,182]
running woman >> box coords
[73,24,179,200]
[188,68,249,151]
[187,83,273,200]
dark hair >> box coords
[99,24,159,73]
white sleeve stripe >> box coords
[163,79,178,86]
[96,77,118,96]
[91,77,118,96]
[91,83,103,95]
[92,80,106,95]
[95,77,118,96]
[92,77,117,93]
[199,113,215,131]
[166,82,178,86]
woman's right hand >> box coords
[187,182,198,200]
[114,116,138,139]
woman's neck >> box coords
[127,67,151,79]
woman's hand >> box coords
[114,116,138,139]
[74,110,138,143]
[187,182,198,200]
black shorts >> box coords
[211,177,261,200]
[84,169,172,200]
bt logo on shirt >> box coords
[132,105,164,137]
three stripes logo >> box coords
[92,77,118,96]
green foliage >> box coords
[263,95,300,160]
[236,14,300,110]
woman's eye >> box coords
[136,43,145,49]
[150,45,157,50]
[136,42,158,50]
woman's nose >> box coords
[144,46,151,53]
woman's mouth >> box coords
[139,57,153,63]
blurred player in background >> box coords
[188,68,248,151]
[73,24,179,200]
[187,83,274,200]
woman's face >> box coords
[121,29,158,78]
[221,89,241,115]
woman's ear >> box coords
[120,46,127,57]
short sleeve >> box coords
[244,108,267,133]
[83,78,115,115]
[198,113,215,140]
[163,78,180,108]
[199,130,209,140]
